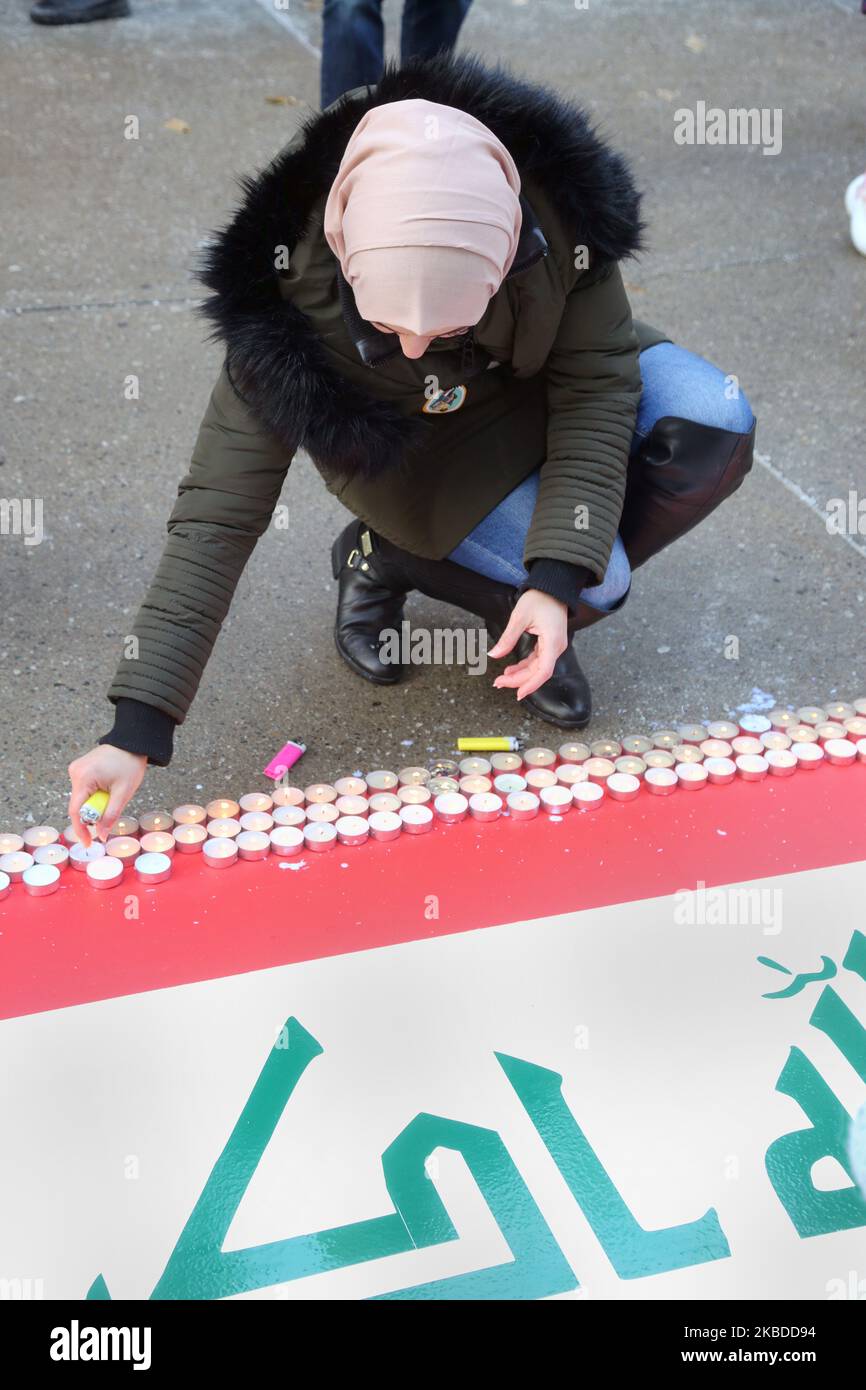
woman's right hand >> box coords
[68,745,148,846]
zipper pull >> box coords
[460,329,475,376]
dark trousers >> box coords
[320,0,473,110]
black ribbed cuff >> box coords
[98,698,177,767]
[521,559,594,609]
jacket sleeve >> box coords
[105,363,296,729]
[524,260,642,583]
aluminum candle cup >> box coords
[22,826,61,852]
[86,857,124,891]
[368,792,402,815]
[368,810,402,842]
[24,863,62,897]
[271,786,306,808]
[172,825,207,854]
[676,762,708,790]
[825,702,855,722]
[434,792,469,824]
[114,815,140,838]
[766,749,797,777]
[700,738,733,759]
[335,815,369,847]
[269,827,305,857]
[0,871,9,901]
[572,782,604,811]
[556,764,589,788]
[605,773,641,803]
[857,738,866,764]
[703,756,736,786]
[398,767,431,787]
[140,831,176,858]
[457,756,493,776]
[735,754,769,782]
[792,742,824,769]
[305,802,339,824]
[739,714,772,737]
[333,777,367,798]
[206,798,241,821]
[105,836,141,867]
[303,823,337,853]
[201,838,238,869]
[135,851,173,884]
[523,748,556,770]
[33,843,69,871]
[645,767,678,796]
[69,842,105,872]
[584,758,615,785]
[671,745,703,765]
[844,717,866,739]
[494,773,527,795]
[0,833,25,856]
[139,811,175,835]
[761,731,792,752]
[490,752,523,774]
[854,698,866,716]
[621,735,653,756]
[540,784,573,814]
[365,771,399,793]
[824,738,857,766]
[525,767,558,790]
[590,739,622,759]
[769,708,797,731]
[796,707,827,727]
[644,749,676,770]
[398,785,432,806]
[789,724,819,744]
[678,724,708,745]
[816,722,847,744]
[399,804,434,835]
[428,760,460,779]
[206,817,242,839]
[468,792,504,822]
[458,775,493,796]
[705,721,739,741]
[506,791,540,820]
[305,783,338,804]
[731,736,764,757]
[238,810,274,834]
[428,777,461,797]
[614,756,646,778]
[652,730,679,750]
[172,804,208,826]
[558,741,591,764]
[236,830,271,861]
[272,805,307,829]
[238,792,274,815]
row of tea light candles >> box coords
[1,699,865,900]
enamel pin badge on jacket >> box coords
[422,383,468,414]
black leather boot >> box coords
[31,0,130,21]
[331,521,410,685]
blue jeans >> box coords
[321,0,474,110]
[448,342,755,612]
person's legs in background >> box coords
[321,0,474,110]
[400,0,474,65]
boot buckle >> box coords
[346,547,362,570]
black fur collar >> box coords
[198,51,644,479]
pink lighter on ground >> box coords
[263,740,307,782]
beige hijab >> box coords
[323,98,522,336]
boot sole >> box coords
[521,697,591,730]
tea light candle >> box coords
[398,784,432,806]
[703,756,736,785]
[792,741,824,769]
[856,737,866,764]
[523,748,556,770]
[789,724,819,744]
[368,792,402,815]
[139,810,175,834]
[614,756,646,778]
[172,804,208,826]
[400,804,434,834]
[207,817,242,839]
[644,749,676,770]
[33,843,69,871]
[572,782,604,811]
[0,832,25,855]
[459,774,493,795]
[114,815,140,838]
[796,706,827,727]
[398,766,431,786]
[739,714,771,737]
[540,784,572,814]
[736,754,768,782]
[606,772,641,803]
[705,720,739,740]
[206,798,241,820]
[590,739,622,759]
[86,857,124,890]
[583,757,615,785]
[621,735,653,756]
[238,792,274,815]
[434,792,469,824]
[700,738,733,759]
[366,770,399,792]
[490,752,523,773]
[556,764,588,787]
[844,717,866,739]
[558,741,590,763]
[469,791,504,822]
[305,802,340,824]
[457,756,493,776]
[368,810,402,842]
[428,759,460,779]
[678,724,708,745]
[236,830,271,860]
[22,826,60,852]
[506,790,540,820]
[135,850,173,884]
[428,777,461,796]
[334,815,369,847]
[494,772,527,795]
[62,825,81,848]
[239,810,274,833]
[140,831,176,858]
[731,736,764,757]
[303,822,338,852]
[272,785,306,808]
[525,767,558,790]
[69,842,105,872]
[769,708,797,731]
[816,722,847,744]
[676,762,708,790]
[24,863,62,897]
[269,826,305,857]
[645,766,678,796]
[305,783,338,804]
[761,731,792,752]
[652,729,679,750]
[334,777,367,798]
[854,698,866,716]
[766,749,797,777]
[671,744,704,765]
[825,701,855,722]
[824,738,857,767]
[105,835,141,866]
[202,837,238,869]
[0,871,10,901]
[172,825,207,854]
[272,805,307,828]
[335,794,369,819]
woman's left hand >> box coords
[489,589,569,700]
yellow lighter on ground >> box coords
[80,789,110,825]
[456,736,519,752]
